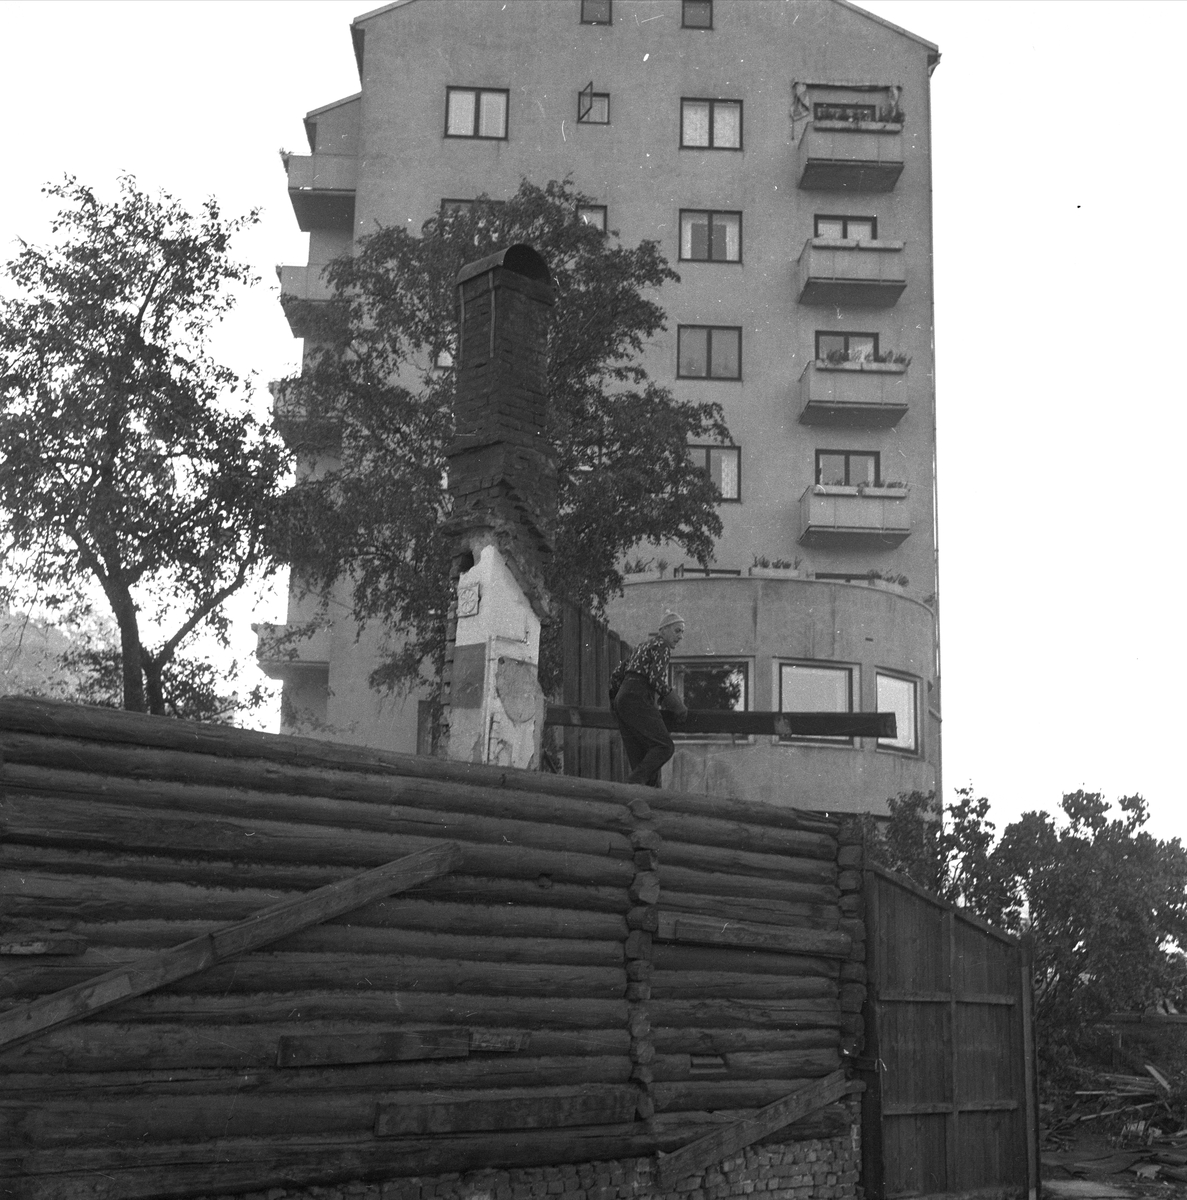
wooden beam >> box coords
[654,1069,859,1189]
[276,1028,471,1069]
[0,937,87,957]
[655,912,852,959]
[545,706,896,739]
[0,842,459,1052]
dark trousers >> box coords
[613,676,674,787]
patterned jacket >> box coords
[609,635,672,703]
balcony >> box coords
[797,485,912,548]
[277,265,335,337]
[796,121,904,192]
[286,153,357,232]
[254,622,331,680]
[795,238,906,308]
[798,361,908,428]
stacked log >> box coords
[0,697,855,1199]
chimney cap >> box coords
[456,243,552,288]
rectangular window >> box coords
[581,0,612,23]
[445,87,508,139]
[814,215,877,240]
[814,102,876,123]
[680,210,741,262]
[682,0,713,28]
[672,660,747,712]
[440,198,473,216]
[877,673,918,752]
[816,449,880,486]
[689,445,741,500]
[578,84,610,124]
[678,325,742,380]
[779,662,854,743]
[681,99,742,149]
[815,331,878,362]
[578,204,607,231]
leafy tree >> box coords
[0,176,288,714]
[275,178,730,697]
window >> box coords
[689,445,741,500]
[816,449,879,486]
[681,99,742,149]
[678,325,741,380]
[680,210,741,262]
[814,215,877,240]
[578,82,610,124]
[779,662,854,743]
[815,331,878,362]
[877,672,918,752]
[682,0,713,28]
[578,205,607,231]
[581,0,612,23]
[672,660,747,712]
[445,87,508,139]
[440,198,473,216]
[814,102,876,123]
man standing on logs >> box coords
[610,612,689,787]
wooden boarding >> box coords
[546,706,896,739]
[0,842,459,1052]
[654,1069,859,1188]
[655,912,852,959]
[277,1028,471,1069]
[0,937,88,956]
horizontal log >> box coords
[656,839,837,885]
[650,970,836,1001]
[651,943,839,979]
[651,812,836,860]
[655,912,851,958]
[374,1084,638,1136]
[661,890,841,930]
[652,1073,842,1114]
[276,1028,471,1068]
[650,1101,855,1146]
[650,998,840,1029]
[546,706,894,739]
[659,864,839,906]
[0,936,87,957]
[652,1027,839,1055]
[652,1049,841,1082]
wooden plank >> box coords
[0,842,459,1051]
[374,1084,638,1136]
[883,1101,1019,1116]
[654,1069,857,1188]
[655,911,851,959]
[546,706,896,738]
[0,936,87,956]
[276,1028,471,1068]
[878,991,1016,1006]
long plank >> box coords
[276,1028,471,1068]
[654,1068,857,1188]
[0,842,459,1052]
[656,912,851,959]
[545,706,896,738]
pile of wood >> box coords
[0,697,858,1200]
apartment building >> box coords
[260,0,942,814]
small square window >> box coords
[816,449,879,486]
[877,672,918,752]
[682,0,713,29]
[578,85,610,124]
[581,0,612,23]
[681,99,742,149]
[680,210,741,262]
[816,331,878,363]
[779,662,855,744]
[445,87,508,139]
[815,215,877,240]
[678,325,742,380]
[578,204,607,231]
[689,445,741,500]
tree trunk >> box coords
[144,655,166,717]
[112,595,147,713]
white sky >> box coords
[0,1,1183,840]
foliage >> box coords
[0,176,287,715]
[275,178,729,697]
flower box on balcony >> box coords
[799,360,909,428]
[795,238,906,309]
[799,485,911,548]
[797,122,905,193]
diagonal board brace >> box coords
[0,842,460,1053]
[655,1069,860,1190]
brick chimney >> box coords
[440,244,557,768]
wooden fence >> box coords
[860,864,1039,1200]
[0,696,860,1200]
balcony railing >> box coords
[798,360,909,428]
[797,484,912,548]
[795,238,906,308]
[286,153,357,232]
[277,265,335,337]
[796,121,904,192]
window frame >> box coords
[815,448,881,486]
[777,660,857,746]
[577,204,608,231]
[814,214,878,240]
[814,101,876,123]
[577,85,611,125]
[815,331,880,361]
[677,324,743,381]
[670,656,751,742]
[876,670,920,754]
[580,0,612,24]
[444,87,510,140]
[682,0,714,29]
[680,98,743,150]
[679,208,743,264]
[688,443,742,502]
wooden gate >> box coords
[861,864,1039,1200]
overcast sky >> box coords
[1,1,1183,839]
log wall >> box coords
[0,697,857,1200]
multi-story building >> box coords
[259,0,942,815]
